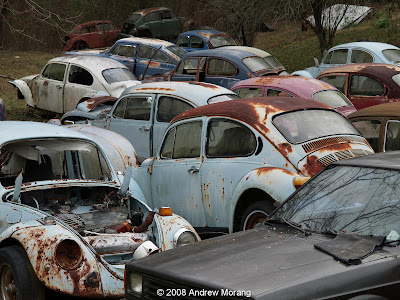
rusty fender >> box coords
[228,167,304,233]
[3,222,124,298]
[153,214,200,251]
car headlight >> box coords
[129,273,143,295]
[173,228,198,247]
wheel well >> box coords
[0,238,24,249]
[233,189,276,232]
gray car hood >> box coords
[128,224,398,299]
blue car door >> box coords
[170,57,206,82]
[204,57,241,89]
[107,43,138,75]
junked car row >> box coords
[4,11,400,299]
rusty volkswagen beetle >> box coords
[0,121,198,299]
[130,97,373,234]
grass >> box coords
[2,5,400,121]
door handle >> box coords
[56,85,62,89]
[188,166,199,173]
[139,126,150,132]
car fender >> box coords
[9,79,34,107]
[290,70,314,78]
[81,91,110,103]
[229,167,299,232]
[129,178,151,210]
[153,213,200,251]
[0,221,125,297]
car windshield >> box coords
[274,165,400,237]
[312,90,353,109]
[242,56,271,72]
[102,68,137,83]
[207,94,239,104]
[166,45,187,58]
[127,14,141,23]
[209,36,236,48]
[382,49,400,63]
[263,55,284,69]
[0,139,112,186]
[273,110,359,144]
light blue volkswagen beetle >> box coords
[0,121,198,299]
[292,42,400,78]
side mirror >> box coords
[314,56,320,67]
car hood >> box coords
[129,225,397,299]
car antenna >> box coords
[141,46,162,80]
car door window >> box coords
[145,12,160,22]
[139,46,169,62]
[176,36,189,47]
[43,63,66,81]
[330,49,348,64]
[160,121,202,159]
[206,119,256,157]
[352,119,381,152]
[190,36,204,49]
[350,75,384,96]
[68,65,93,86]
[160,10,172,19]
[235,87,263,98]
[176,58,199,75]
[124,97,153,120]
[266,89,293,97]
[319,75,346,93]
[351,50,373,63]
[385,120,400,151]
[157,96,194,122]
[111,45,136,57]
[207,58,236,76]
[113,98,127,118]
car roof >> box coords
[49,55,129,77]
[331,41,400,51]
[0,121,93,146]
[232,76,336,98]
[348,102,400,119]
[117,37,176,48]
[122,81,236,104]
[222,46,271,57]
[318,63,400,81]
[134,7,170,15]
[333,150,400,170]
[182,48,258,60]
[180,30,226,38]
[172,97,331,130]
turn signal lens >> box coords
[159,207,172,216]
[293,176,311,189]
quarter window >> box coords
[42,63,66,82]
[68,65,93,86]
[206,119,256,157]
[350,50,373,63]
[160,10,172,19]
[352,119,381,152]
[190,36,204,49]
[145,12,160,22]
[160,121,202,159]
[350,75,384,96]
[157,96,193,122]
[111,45,136,57]
[176,36,189,47]
[207,58,236,76]
[234,87,263,98]
[385,120,400,151]
[319,75,346,93]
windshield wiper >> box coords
[266,218,311,236]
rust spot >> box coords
[84,96,117,110]
[318,143,352,153]
[191,82,219,89]
[55,239,83,270]
[133,87,175,92]
[135,7,165,15]
[255,167,293,176]
[277,143,293,155]
[302,155,324,177]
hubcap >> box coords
[0,264,16,300]
[244,210,269,230]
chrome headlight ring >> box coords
[173,228,198,247]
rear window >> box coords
[102,68,137,83]
[273,110,359,144]
[209,36,236,48]
[242,56,271,72]
[312,90,353,109]
[382,49,400,63]
[263,55,284,69]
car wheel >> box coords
[0,245,45,300]
[240,201,274,230]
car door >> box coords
[347,75,387,110]
[63,64,99,112]
[33,62,67,113]
[318,48,349,74]
[318,73,348,95]
[136,45,175,78]
[108,43,137,74]
[107,94,154,160]
[96,22,112,47]
[170,57,204,82]
[205,57,241,89]
[200,117,259,228]
[176,35,190,51]
[143,12,161,37]
[150,119,206,227]
[153,95,195,153]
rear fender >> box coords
[229,167,300,232]
[9,79,34,106]
[290,70,314,78]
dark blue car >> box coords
[176,30,236,52]
[65,37,187,79]
[153,48,286,89]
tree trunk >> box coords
[310,0,328,55]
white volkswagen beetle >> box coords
[9,56,141,114]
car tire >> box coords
[240,201,274,230]
[0,245,45,300]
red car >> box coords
[317,63,400,110]
[61,20,119,51]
